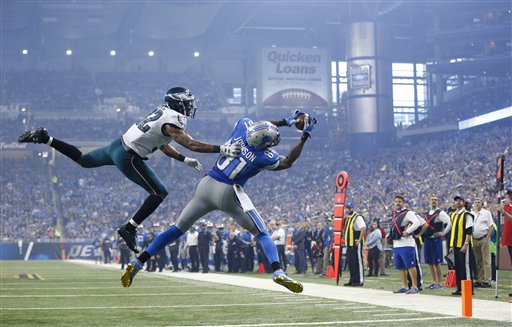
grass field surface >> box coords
[0,260,510,327]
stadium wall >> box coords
[1,242,96,260]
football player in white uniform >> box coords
[19,87,241,252]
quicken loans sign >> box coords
[261,47,329,108]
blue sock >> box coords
[255,232,279,265]
[146,225,184,256]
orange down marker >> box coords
[461,280,472,317]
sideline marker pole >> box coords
[494,155,505,298]
[461,280,473,317]
[333,171,349,285]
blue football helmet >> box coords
[246,121,280,150]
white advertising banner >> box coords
[261,47,329,108]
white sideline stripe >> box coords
[23,242,34,261]
[0,300,324,311]
[170,317,455,327]
[0,291,262,298]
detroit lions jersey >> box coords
[122,104,187,158]
[208,118,279,186]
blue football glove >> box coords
[303,115,317,133]
[301,115,317,140]
[285,110,305,127]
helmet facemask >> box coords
[180,99,196,118]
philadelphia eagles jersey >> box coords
[122,104,187,158]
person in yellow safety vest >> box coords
[449,195,476,296]
[343,201,366,287]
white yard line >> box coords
[169,317,457,327]
[0,300,328,311]
[352,309,400,313]
[0,285,195,290]
[71,260,511,322]
[0,291,266,298]
[373,312,421,317]
[335,306,377,310]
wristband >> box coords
[177,154,185,162]
[213,145,221,153]
[300,132,310,141]
[274,119,288,127]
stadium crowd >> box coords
[2,121,509,241]
[1,69,222,112]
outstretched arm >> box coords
[163,124,219,153]
[274,137,307,171]
[273,114,317,171]
[269,110,305,127]
[162,124,240,156]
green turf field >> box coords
[0,261,509,327]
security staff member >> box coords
[343,202,366,286]
[198,222,212,273]
[422,195,452,289]
[449,195,475,295]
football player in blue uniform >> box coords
[121,112,317,293]
[18,87,241,253]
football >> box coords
[294,113,308,131]
[263,88,328,107]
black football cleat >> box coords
[18,127,49,144]
[117,226,139,253]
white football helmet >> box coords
[246,121,280,150]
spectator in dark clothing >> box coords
[169,239,180,272]
[292,222,306,274]
[304,224,315,273]
[119,239,131,270]
[198,223,212,273]
[102,237,112,264]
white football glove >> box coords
[183,157,202,171]
[220,142,241,157]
